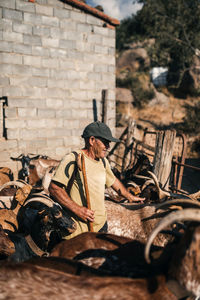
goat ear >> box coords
[38,209,45,215]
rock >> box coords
[148,90,170,107]
[116,47,150,76]
[116,88,133,103]
[116,88,134,127]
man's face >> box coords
[92,137,110,159]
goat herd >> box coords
[0,153,199,299]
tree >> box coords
[118,0,200,89]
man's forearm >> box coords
[49,181,80,214]
[49,181,95,222]
[111,177,145,202]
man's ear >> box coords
[89,136,96,146]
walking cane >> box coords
[81,153,94,232]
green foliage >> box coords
[116,75,155,108]
[117,0,200,89]
[182,102,200,134]
[116,15,146,51]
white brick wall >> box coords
[0,0,117,175]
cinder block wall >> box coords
[0,0,116,176]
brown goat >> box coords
[169,225,200,297]
[50,232,166,278]
[145,208,200,297]
[28,158,59,188]
[0,183,32,232]
[105,200,172,247]
[0,225,15,257]
[0,262,178,300]
[50,231,132,259]
[0,167,14,186]
[22,256,110,277]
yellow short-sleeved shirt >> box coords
[52,150,115,239]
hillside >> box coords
[115,43,200,158]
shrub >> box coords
[116,75,155,108]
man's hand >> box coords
[49,181,95,222]
[111,177,145,204]
[126,193,145,203]
[75,206,95,222]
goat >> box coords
[10,154,60,189]
[108,155,165,203]
[145,208,200,297]
[50,231,132,259]
[19,256,110,277]
[3,197,76,262]
[28,158,59,188]
[145,171,200,202]
[0,224,15,258]
[18,193,76,239]
[0,261,179,300]
[105,200,174,247]
[124,153,153,181]
[0,167,14,186]
[0,186,76,261]
[0,182,32,232]
[0,179,29,194]
[50,232,168,278]
[10,154,41,180]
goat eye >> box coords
[54,211,62,218]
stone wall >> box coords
[0,0,116,176]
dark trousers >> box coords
[98,221,108,233]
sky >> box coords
[86,0,143,21]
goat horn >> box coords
[148,171,170,200]
[126,181,139,188]
[132,174,152,180]
[144,208,200,264]
[189,190,200,200]
[24,197,54,208]
[141,179,154,191]
[0,180,27,192]
[155,199,200,211]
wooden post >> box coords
[153,129,176,190]
[92,99,98,122]
[102,89,108,124]
[122,119,136,171]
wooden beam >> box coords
[153,130,176,190]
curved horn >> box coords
[132,174,152,180]
[145,208,200,264]
[0,180,27,192]
[155,199,200,211]
[24,197,54,208]
[141,179,154,191]
[189,190,200,200]
[126,181,139,188]
[148,171,170,200]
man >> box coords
[49,121,144,239]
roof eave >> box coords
[63,0,120,26]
